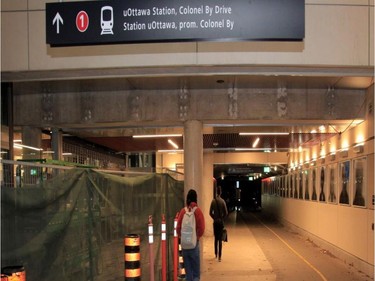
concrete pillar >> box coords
[202,152,214,237]
[183,120,203,199]
[183,120,206,270]
[200,152,216,271]
[21,126,42,160]
[51,128,63,161]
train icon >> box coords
[101,6,114,35]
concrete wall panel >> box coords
[1,12,29,71]
[2,3,373,72]
[316,203,339,245]
[263,194,373,271]
[197,5,370,66]
[1,0,27,11]
[367,209,374,264]
[337,207,369,262]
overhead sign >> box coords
[46,0,305,47]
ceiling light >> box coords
[13,144,43,151]
[133,134,182,138]
[329,153,336,161]
[168,139,179,149]
[352,119,364,125]
[239,132,289,136]
[353,144,364,154]
[157,149,183,153]
[235,148,266,151]
[340,149,348,158]
[252,137,260,148]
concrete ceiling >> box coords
[11,65,374,177]
[34,65,371,155]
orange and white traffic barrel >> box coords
[1,266,26,281]
[124,234,141,280]
[178,243,186,279]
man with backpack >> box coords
[177,189,205,281]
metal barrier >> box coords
[0,159,184,188]
[0,159,72,188]
[0,159,184,280]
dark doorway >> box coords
[216,175,262,212]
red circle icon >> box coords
[76,11,89,32]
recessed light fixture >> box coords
[340,149,349,158]
[157,149,183,153]
[353,144,364,154]
[235,147,264,151]
[13,144,43,151]
[168,139,179,149]
[133,134,182,138]
[252,137,260,148]
[239,132,289,136]
[329,153,336,161]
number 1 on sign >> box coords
[76,11,89,32]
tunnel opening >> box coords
[216,175,262,212]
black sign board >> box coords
[46,0,305,47]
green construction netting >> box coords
[1,168,184,281]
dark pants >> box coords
[182,241,200,281]
[213,221,224,259]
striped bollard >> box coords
[148,216,155,281]
[178,243,186,279]
[173,212,179,281]
[124,234,141,280]
[161,215,167,281]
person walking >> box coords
[209,186,228,262]
[177,189,205,281]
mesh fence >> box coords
[1,162,184,281]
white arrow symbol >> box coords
[52,12,63,34]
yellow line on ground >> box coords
[253,214,328,281]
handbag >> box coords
[222,228,228,242]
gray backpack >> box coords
[180,207,197,249]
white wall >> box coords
[262,85,374,276]
[262,195,374,276]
